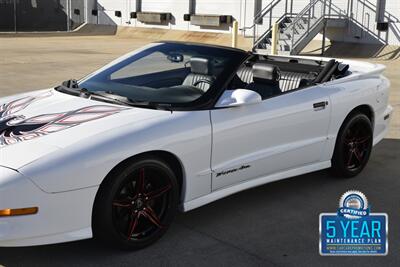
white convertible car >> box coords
[0,42,393,249]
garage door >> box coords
[0,0,15,31]
[0,0,86,32]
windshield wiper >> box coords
[56,80,135,107]
[80,89,141,107]
[56,80,173,111]
[82,89,173,111]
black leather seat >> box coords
[237,65,317,91]
[182,57,215,92]
[246,63,282,99]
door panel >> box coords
[211,87,331,190]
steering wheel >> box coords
[193,79,212,88]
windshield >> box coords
[78,43,246,106]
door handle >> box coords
[313,101,328,110]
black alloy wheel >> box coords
[331,112,373,178]
[93,158,179,250]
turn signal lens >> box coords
[0,207,38,217]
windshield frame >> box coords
[73,42,249,111]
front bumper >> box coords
[0,167,97,247]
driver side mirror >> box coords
[215,89,262,108]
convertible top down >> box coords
[0,42,393,249]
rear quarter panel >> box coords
[321,75,389,161]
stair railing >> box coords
[250,0,350,52]
[242,0,297,46]
[287,0,333,52]
[252,13,288,49]
[241,0,280,33]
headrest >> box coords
[335,63,349,76]
[252,63,280,83]
[190,57,211,75]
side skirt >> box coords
[181,160,331,212]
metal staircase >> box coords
[245,0,348,55]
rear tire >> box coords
[331,112,373,178]
[93,158,179,250]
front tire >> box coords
[93,158,179,250]
[331,112,373,178]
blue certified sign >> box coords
[319,191,388,256]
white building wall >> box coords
[86,0,99,24]
[94,0,400,46]
[324,0,400,45]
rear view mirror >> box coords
[215,89,262,108]
[167,53,184,63]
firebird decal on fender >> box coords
[0,92,127,146]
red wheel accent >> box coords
[353,149,363,163]
[135,168,146,196]
[111,166,173,241]
[145,184,172,201]
[343,120,372,171]
[127,212,140,239]
[142,207,164,228]
[355,136,371,145]
[346,150,354,166]
[112,199,133,208]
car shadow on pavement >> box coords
[0,139,399,267]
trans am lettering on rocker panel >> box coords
[216,165,251,177]
[0,92,126,146]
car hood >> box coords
[0,89,169,169]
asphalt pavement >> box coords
[0,139,398,267]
